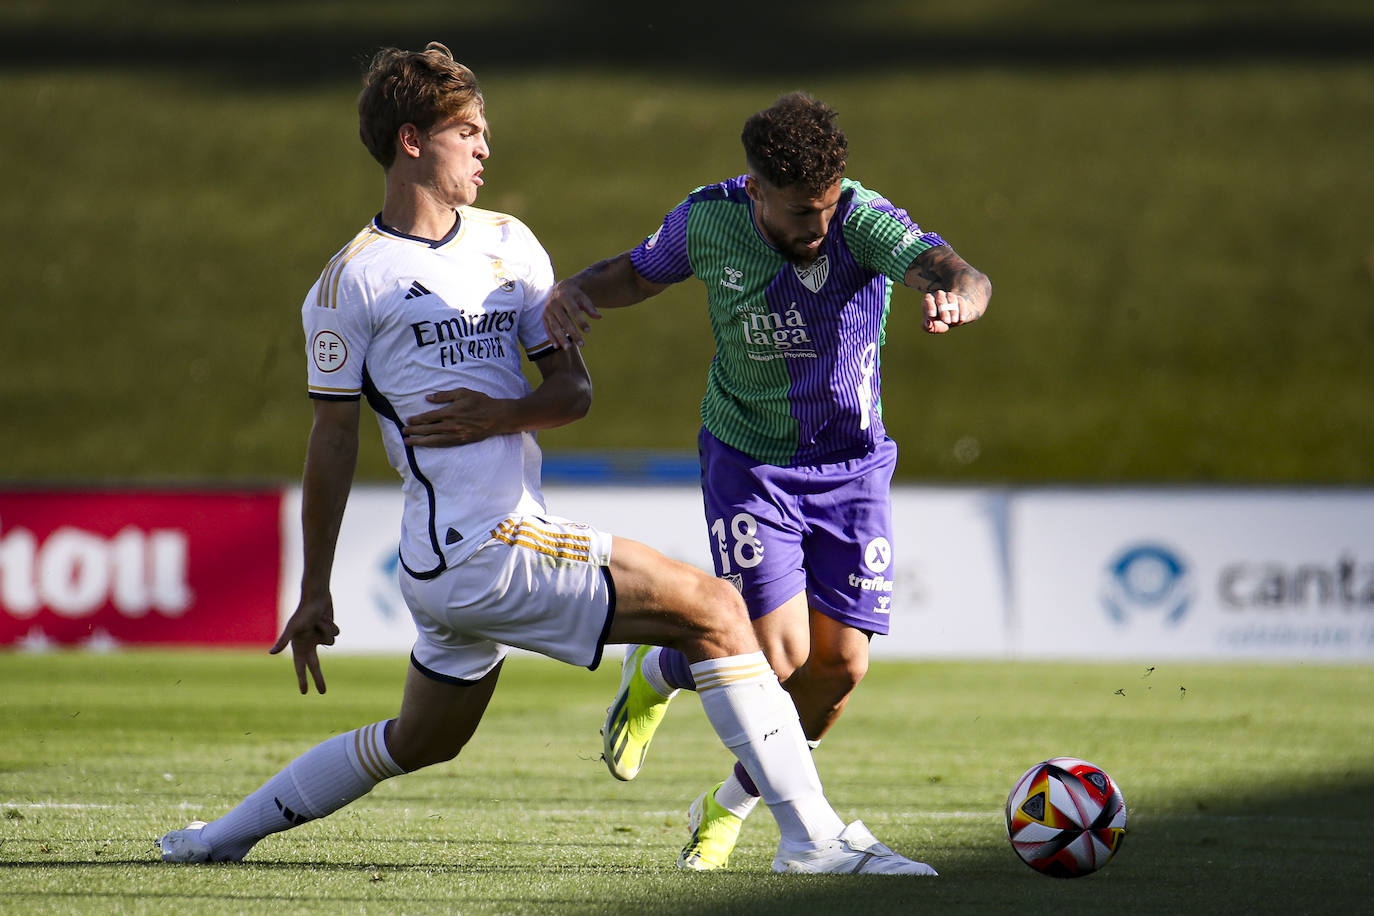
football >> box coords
[1005,757,1127,878]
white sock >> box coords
[639,647,677,699]
[714,772,762,820]
[690,653,844,848]
[715,736,819,819]
[200,719,404,860]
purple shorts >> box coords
[697,427,897,635]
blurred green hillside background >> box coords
[3,0,1371,483]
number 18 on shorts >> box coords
[699,430,898,636]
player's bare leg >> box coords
[160,664,501,862]
[776,610,871,741]
[385,660,503,769]
[751,593,812,683]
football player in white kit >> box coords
[158,43,935,876]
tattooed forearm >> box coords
[905,245,991,318]
[910,262,944,291]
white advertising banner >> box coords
[1010,489,1374,661]
[282,484,1374,662]
[883,488,1010,658]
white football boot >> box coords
[772,821,938,876]
[158,821,216,863]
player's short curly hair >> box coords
[741,92,848,195]
[358,42,483,168]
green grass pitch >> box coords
[2,651,1370,913]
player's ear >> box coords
[396,123,424,160]
[744,174,763,203]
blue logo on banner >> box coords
[1101,543,1191,626]
[371,550,405,622]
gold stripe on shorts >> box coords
[490,518,594,562]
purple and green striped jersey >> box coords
[630,175,946,465]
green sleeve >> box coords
[841,180,942,279]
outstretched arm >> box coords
[542,252,672,347]
[402,342,592,448]
[271,399,358,694]
[903,245,992,334]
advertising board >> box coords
[0,489,280,648]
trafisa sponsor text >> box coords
[849,571,894,592]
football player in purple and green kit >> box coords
[543,91,991,870]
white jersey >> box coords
[302,208,556,579]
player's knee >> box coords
[710,575,752,630]
[687,574,754,656]
[766,645,807,683]
[840,653,869,693]
[812,649,869,697]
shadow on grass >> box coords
[647,771,1374,916]
[4,773,1370,913]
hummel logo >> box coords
[721,266,745,291]
[404,281,433,300]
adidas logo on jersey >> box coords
[404,281,433,300]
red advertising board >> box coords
[0,489,281,648]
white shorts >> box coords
[399,514,616,684]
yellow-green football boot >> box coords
[677,782,745,871]
[601,645,677,781]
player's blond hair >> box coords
[358,42,483,168]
